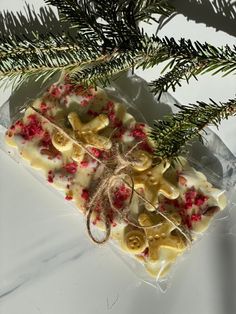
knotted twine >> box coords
[30,105,192,246]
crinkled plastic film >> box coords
[0,71,236,291]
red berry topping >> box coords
[65,194,73,201]
[80,100,89,107]
[81,189,89,201]
[40,102,48,113]
[112,184,131,209]
[19,114,44,140]
[191,213,202,222]
[194,195,208,206]
[47,170,55,183]
[64,162,78,174]
[130,124,146,140]
[90,147,101,158]
[80,160,89,168]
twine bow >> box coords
[86,144,136,243]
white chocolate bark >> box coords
[5,82,227,279]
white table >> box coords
[0,1,236,314]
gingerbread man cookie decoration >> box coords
[133,160,179,211]
[138,212,186,262]
[52,112,112,161]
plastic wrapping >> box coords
[1,71,236,291]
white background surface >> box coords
[0,1,236,314]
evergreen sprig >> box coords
[149,39,236,95]
[45,0,174,52]
[68,36,236,87]
[69,51,137,86]
[45,0,140,51]
[2,29,235,92]
[150,98,236,159]
[68,34,173,86]
[0,2,235,92]
[0,32,102,88]
[149,63,197,98]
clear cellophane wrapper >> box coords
[0,71,236,291]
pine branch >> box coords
[45,0,174,52]
[149,63,197,98]
[150,98,236,160]
[46,0,174,25]
[68,36,236,88]
[68,35,167,86]
[0,3,88,87]
[0,32,103,88]
[149,39,236,95]
[0,2,235,92]
[45,0,106,43]
[1,25,235,91]
[67,35,162,86]
[143,37,236,74]
[69,52,135,87]
[45,0,142,51]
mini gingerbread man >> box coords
[133,160,179,211]
[52,112,112,161]
[138,212,186,262]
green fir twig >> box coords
[1,2,235,91]
[68,36,236,87]
[150,98,236,159]
[0,32,103,88]
[149,63,197,99]
[149,39,236,95]
[45,0,141,51]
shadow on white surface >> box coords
[162,0,236,37]
[0,3,65,38]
